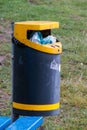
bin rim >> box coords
[12,37,62,54]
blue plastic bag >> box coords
[30,32,43,44]
[30,31,56,44]
[41,35,56,44]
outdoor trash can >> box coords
[12,21,62,117]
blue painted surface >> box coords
[6,116,43,130]
[0,116,11,130]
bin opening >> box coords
[27,29,51,39]
[27,30,59,44]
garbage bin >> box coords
[12,21,62,118]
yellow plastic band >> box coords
[13,102,60,111]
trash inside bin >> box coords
[29,31,57,44]
[12,21,62,117]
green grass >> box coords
[0,0,87,129]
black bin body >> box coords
[12,43,60,116]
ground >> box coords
[0,0,87,129]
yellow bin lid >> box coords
[13,21,62,54]
[14,21,59,31]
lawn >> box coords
[0,0,87,129]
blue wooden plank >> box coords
[0,116,11,130]
[6,116,43,130]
